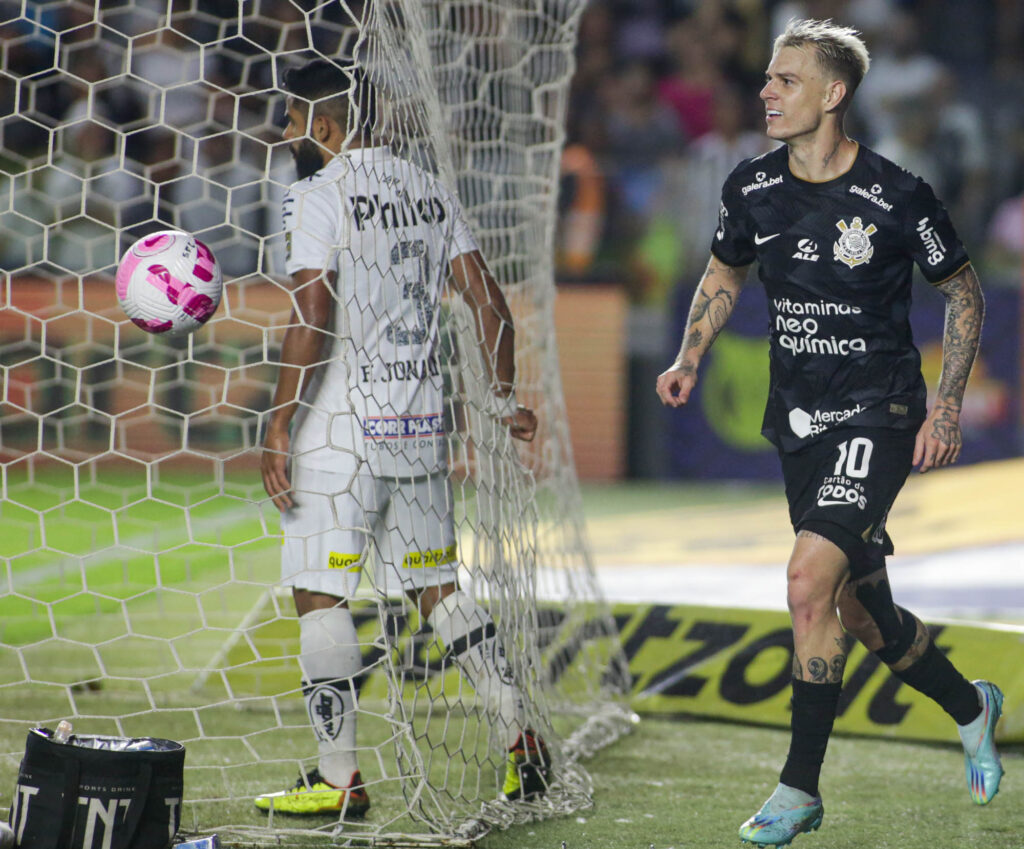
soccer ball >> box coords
[115,230,222,335]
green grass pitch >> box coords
[2,473,1020,847]
[478,716,1023,849]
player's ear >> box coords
[312,114,331,142]
[824,78,847,113]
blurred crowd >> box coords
[557,0,1024,299]
[1,0,1023,295]
[0,0,354,278]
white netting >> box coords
[0,1,633,845]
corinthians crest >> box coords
[833,216,877,268]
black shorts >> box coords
[780,427,915,579]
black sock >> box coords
[888,641,981,725]
[779,680,842,798]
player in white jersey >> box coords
[255,59,547,818]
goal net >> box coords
[0,1,632,846]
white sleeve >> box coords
[282,181,347,276]
[438,184,479,259]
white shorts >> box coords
[280,465,458,598]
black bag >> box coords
[9,727,185,849]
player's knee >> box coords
[846,577,920,663]
[785,570,835,626]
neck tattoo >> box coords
[822,139,842,170]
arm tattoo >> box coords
[673,260,743,367]
[690,285,735,332]
[679,286,734,359]
[929,404,961,449]
[933,265,984,423]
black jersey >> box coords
[710,144,969,453]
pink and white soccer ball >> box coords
[115,230,222,335]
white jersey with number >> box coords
[282,145,479,478]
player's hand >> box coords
[504,406,537,442]
[655,365,697,407]
[261,427,295,510]
[913,403,962,473]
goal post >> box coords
[0,1,633,845]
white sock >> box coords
[299,606,363,786]
[772,783,818,807]
[427,591,525,747]
[957,684,985,755]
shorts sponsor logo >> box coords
[816,475,868,509]
[402,543,457,569]
[792,239,819,262]
[916,216,947,266]
[788,403,864,438]
[741,171,783,196]
[772,298,867,356]
[363,413,444,440]
[834,216,877,268]
[849,183,894,212]
[328,552,362,571]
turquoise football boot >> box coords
[739,784,823,847]
[960,680,1004,805]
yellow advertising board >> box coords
[613,603,1024,743]
[213,593,1024,744]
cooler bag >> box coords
[8,727,185,849]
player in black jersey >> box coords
[656,19,1001,846]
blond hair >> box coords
[774,19,870,109]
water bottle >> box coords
[53,720,73,743]
[172,837,220,849]
[124,739,156,751]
